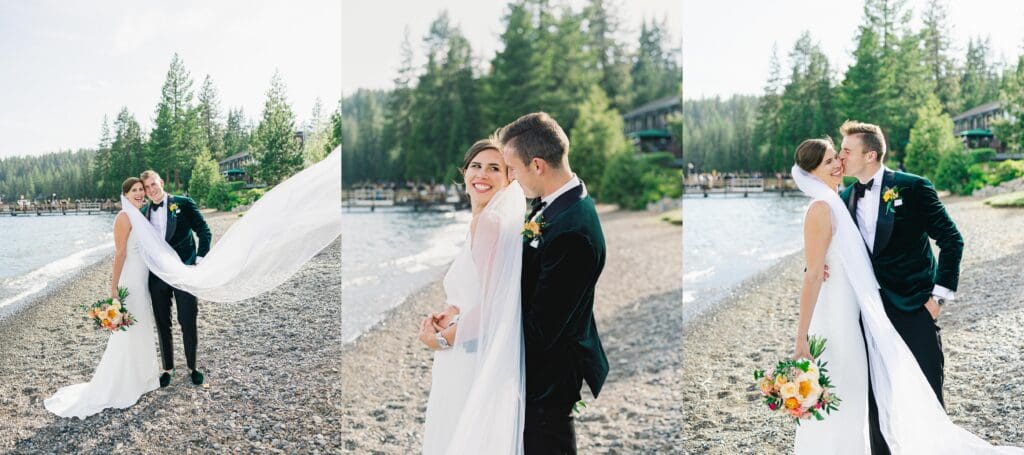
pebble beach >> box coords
[682,197,1024,453]
[337,208,684,453]
[0,211,344,454]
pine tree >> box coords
[582,0,633,111]
[223,108,249,156]
[960,36,1001,110]
[993,55,1024,152]
[253,70,303,185]
[920,0,961,114]
[631,17,681,109]
[197,75,225,160]
[149,53,197,189]
[753,44,786,171]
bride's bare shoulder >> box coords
[114,211,131,232]
[804,200,832,228]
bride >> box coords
[790,138,1022,454]
[417,138,526,454]
[45,149,342,419]
[44,178,162,418]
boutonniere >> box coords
[522,214,545,245]
[882,186,902,214]
[168,202,180,216]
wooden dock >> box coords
[1,202,118,217]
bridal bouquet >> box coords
[753,335,840,422]
[82,287,135,332]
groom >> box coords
[140,170,212,387]
[838,121,963,454]
[498,112,609,455]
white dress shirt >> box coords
[855,166,887,253]
[855,166,955,301]
[535,174,585,220]
[149,194,169,239]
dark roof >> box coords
[623,95,682,119]
[628,129,672,139]
[952,101,1002,121]
[219,151,250,164]
[958,129,993,137]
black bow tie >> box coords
[853,179,874,199]
[527,199,547,219]
[152,200,165,209]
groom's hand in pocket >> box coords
[924,297,941,320]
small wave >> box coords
[683,266,714,283]
[760,246,801,262]
[683,290,695,304]
[0,242,114,315]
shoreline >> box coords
[338,209,684,453]
[0,211,344,453]
[682,197,1024,453]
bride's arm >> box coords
[110,213,131,300]
[795,201,832,360]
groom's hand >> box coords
[924,297,941,320]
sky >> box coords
[0,0,341,158]
[683,0,1024,100]
[341,0,682,94]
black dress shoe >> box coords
[190,369,205,385]
[160,370,174,388]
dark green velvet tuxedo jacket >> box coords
[840,169,963,312]
[142,195,212,265]
[521,186,609,412]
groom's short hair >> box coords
[840,120,887,161]
[140,170,162,182]
[498,112,569,169]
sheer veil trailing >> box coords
[435,181,526,455]
[792,165,1022,454]
[120,148,342,303]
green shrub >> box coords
[993,160,1024,184]
[970,148,997,163]
[207,180,237,211]
[934,150,982,195]
[600,152,681,210]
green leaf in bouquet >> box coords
[754,369,764,380]
[807,335,827,359]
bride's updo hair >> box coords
[460,137,505,175]
[122,177,142,194]
[794,136,836,172]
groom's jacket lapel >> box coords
[164,195,178,243]
[872,170,896,257]
[841,185,858,227]
[537,183,584,224]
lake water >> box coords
[340,208,472,343]
[0,214,117,319]
[682,195,810,323]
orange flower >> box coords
[784,397,800,410]
[106,308,119,319]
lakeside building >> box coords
[623,95,682,167]
[952,101,1014,157]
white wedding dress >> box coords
[792,166,1022,454]
[44,228,161,418]
[423,182,527,455]
[794,207,870,454]
[45,148,343,419]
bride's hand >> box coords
[431,305,460,330]
[418,317,439,349]
[794,338,813,361]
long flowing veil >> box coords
[119,148,342,302]
[432,181,526,455]
[792,165,1022,454]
